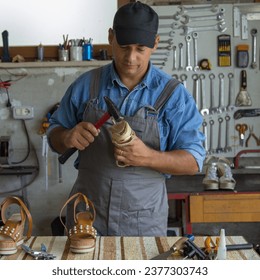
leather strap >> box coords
[0,196,33,240]
[59,193,96,234]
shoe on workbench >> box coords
[202,162,219,190]
[0,196,33,255]
[202,156,220,190]
[60,193,97,254]
[217,158,236,190]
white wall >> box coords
[1,0,117,46]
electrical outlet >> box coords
[13,106,34,119]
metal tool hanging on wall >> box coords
[235,70,252,107]
[1,30,11,62]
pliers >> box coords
[21,243,56,260]
[245,125,260,147]
[204,236,219,260]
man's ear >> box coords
[152,35,160,52]
[108,28,114,45]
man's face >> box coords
[108,29,159,78]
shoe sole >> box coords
[219,182,235,190]
[203,182,219,190]
[219,185,235,190]
[0,239,23,255]
[70,246,95,254]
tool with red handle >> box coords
[58,96,122,164]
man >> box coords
[47,1,205,236]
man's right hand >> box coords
[63,122,100,150]
[48,122,100,154]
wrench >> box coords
[151,57,168,62]
[192,74,199,108]
[180,22,227,35]
[178,43,184,71]
[178,4,219,15]
[224,115,232,153]
[192,32,200,71]
[153,61,165,67]
[180,73,187,88]
[172,74,179,80]
[199,74,209,115]
[159,22,179,29]
[227,73,235,111]
[180,12,225,24]
[208,119,215,154]
[157,45,173,50]
[185,35,192,71]
[159,39,174,44]
[159,31,175,37]
[251,29,257,69]
[216,117,224,153]
[209,73,218,114]
[172,46,177,71]
[202,120,208,153]
[159,13,181,21]
[217,73,226,113]
[151,51,170,56]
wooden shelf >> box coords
[0,44,112,62]
[0,60,111,69]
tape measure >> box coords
[199,59,212,70]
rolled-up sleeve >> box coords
[159,84,206,172]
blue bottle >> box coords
[83,43,93,61]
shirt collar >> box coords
[108,61,161,91]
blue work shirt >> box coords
[48,62,205,172]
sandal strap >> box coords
[0,196,33,241]
[69,224,97,239]
[59,193,96,234]
[0,224,23,241]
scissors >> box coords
[235,123,248,146]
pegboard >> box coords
[152,3,260,159]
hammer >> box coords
[58,96,122,164]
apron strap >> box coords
[89,67,103,99]
[153,79,181,111]
[89,67,180,112]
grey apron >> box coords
[67,67,180,236]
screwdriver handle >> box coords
[58,112,111,164]
[226,243,253,251]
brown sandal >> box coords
[0,196,33,255]
[60,193,97,254]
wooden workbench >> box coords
[1,236,259,260]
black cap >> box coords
[113,1,159,48]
